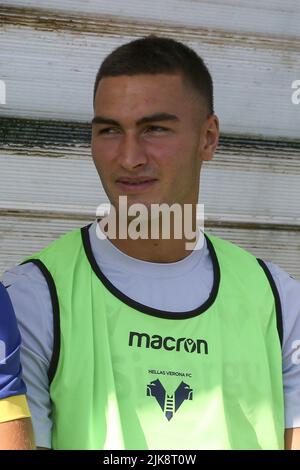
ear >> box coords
[199,114,219,162]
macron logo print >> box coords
[147,379,193,420]
[128,331,208,354]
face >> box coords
[91,73,219,212]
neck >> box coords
[98,207,200,263]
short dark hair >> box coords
[93,35,214,114]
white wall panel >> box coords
[0,152,299,226]
[1,24,300,137]
[1,1,300,38]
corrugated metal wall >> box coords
[1,1,300,279]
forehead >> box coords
[94,73,195,115]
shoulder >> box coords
[2,261,54,368]
[205,232,258,264]
[2,261,51,316]
[2,224,86,301]
[262,260,300,341]
[22,225,83,265]
[205,233,270,289]
[264,260,300,294]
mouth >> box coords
[115,178,158,193]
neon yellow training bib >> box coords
[21,225,284,450]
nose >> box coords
[118,133,148,171]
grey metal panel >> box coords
[0,216,299,281]
[0,148,299,226]
[1,1,300,38]
[1,14,300,137]
[1,117,299,165]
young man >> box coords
[0,282,35,450]
[3,36,300,450]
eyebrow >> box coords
[91,112,179,127]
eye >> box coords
[98,127,120,135]
[144,125,169,134]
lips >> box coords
[115,178,157,193]
[116,178,157,184]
